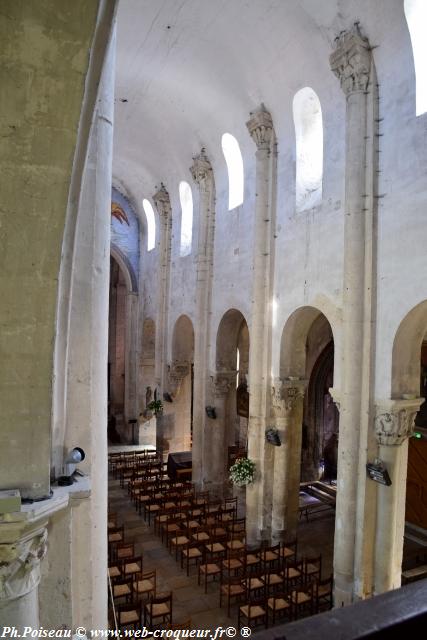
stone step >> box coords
[312,481,337,499]
[405,522,427,547]
[306,484,336,506]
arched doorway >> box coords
[209,309,250,495]
[108,252,138,443]
[272,305,338,548]
[166,314,194,452]
[380,300,427,592]
[302,317,338,483]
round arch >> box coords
[391,300,427,397]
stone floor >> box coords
[108,476,336,633]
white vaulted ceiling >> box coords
[112,0,407,210]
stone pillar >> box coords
[329,26,373,606]
[153,184,172,396]
[245,105,275,545]
[271,379,307,543]
[125,290,139,427]
[190,149,216,487]
[0,524,48,629]
[63,24,115,629]
[373,398,423,593]
[207,372,235,496]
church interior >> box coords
[1,0,427,634]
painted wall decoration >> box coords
[111,187,140,284]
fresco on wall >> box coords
[111,187,140,283]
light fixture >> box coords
[58,447,86,486]
[205,406,216,419]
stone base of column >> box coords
[334,573,353,607]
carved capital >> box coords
[213,371,235,398]
[330,24,371,95]
[190,148,212,185]
[153,183,171,219]
[0,528,47,600]
[374,398,424,446]
[168,360,190,397]
[271,377,307,417]
[246,103,273,149]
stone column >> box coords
[153,184,172,396]
[0,524,47,629]
[271,379,307,543]
[125,290,139,428]
[190,149,216,487]
[373,398,423,593]
[329,26,373,606]
[207,372,235,496]
[245,105,275,545]
[62,23,115,629]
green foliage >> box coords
[147,399,163,415]
[229,457,256,487]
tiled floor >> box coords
[108,477,336,633]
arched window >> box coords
[404,0,427,116]
[293,88,323,212]
[221,133,244,210]
[179,181,193,256]
[142,199,156,251]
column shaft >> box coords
[330,27,373,605]
[245,106,275,545]
[153,185,172,395]
[190,151,215,487]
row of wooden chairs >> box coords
[236,575,333,629]
[107,509,175,630]
[113,591,173,630]
[109,450,160,478]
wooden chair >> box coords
[263,568,285,595]
[289,582,315,620]
[267,591,292,625]
[144,496,162,525]
[133,570,156,602]
[219,576,246,616]
[108,525,124,558]
[227,518,245,551]
[181,540,203,576]
[170,527,190,560]
[259,543,281,572]
[221,548,244,579]
[242,572,266,600]
[122,555,143,579]
[162,514,183,546]
[116,601,142,630]
[198,548,222,593]
[304,555,322,585]
[116,542,135,561]
[144,592,172,628]
[219,497,237,522]
[244,546,261,574]
[278,539,297,567]
[112,577,133,603]
[204,530,227,563]
[315,574,333,612]
[238,598,268,630]
[108,559,122,581]
[284,559,303,590]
